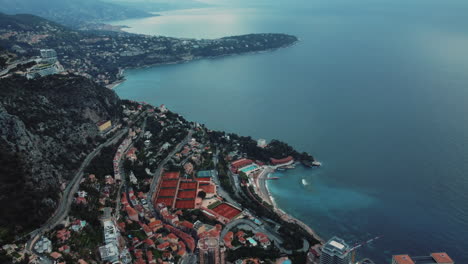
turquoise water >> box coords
[240,164,259,173]
[111,1,468,262]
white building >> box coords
[103,220,118,245]
[161,142,171,151]
[257,139,267,148]
[129,171,138,185]
[77,190,88,198]
[26,49,63,79]
[40,49,57,64]
[99,243,119,263]
[159,104,168,113]
[34,237,52,254]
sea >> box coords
[110,0,468,262]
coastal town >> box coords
[0,8,459,264]
[0,12,298,86]
[2,97,455,264]
[1,99,324,264]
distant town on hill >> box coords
[0,0,153,28]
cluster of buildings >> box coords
[223,230,271,250]
[98,219,122,263]
[26,49,64,79]
[117,183,196,263]
[30,219,88,263]
[392,253,454,264]
[230,158,262,175]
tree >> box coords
[197,191,207,199]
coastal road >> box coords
[26,128,128,253]
[211,149,242,207]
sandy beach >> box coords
[254,166,324,244]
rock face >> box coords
[0,75,121,240]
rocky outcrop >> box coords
[0,75,121,240]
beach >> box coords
[254,165,324,244]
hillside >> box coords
[0,13,298,85]
[0,0,152,27]
[0,75,121,242]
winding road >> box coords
[26,128,128,257]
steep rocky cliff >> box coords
[0,75,121,241]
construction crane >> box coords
[345,235,383,264]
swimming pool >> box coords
[239,164,259,174]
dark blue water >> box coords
[111,1,468,262]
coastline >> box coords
[255,165,325,244]
[103,34,324,245]
[105,40,299,90]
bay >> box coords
[111,1,468,262]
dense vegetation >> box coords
[207,129,314,162]
[0,75,121,242]
[0,142,55,244]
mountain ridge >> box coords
[0,75,121,243]
[0,0,153,28]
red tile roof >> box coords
[231,158,253,168]
[167,233,178,240]
[134,249,143,258]
[50,252,62,259]
[147,251,154,262]
[223,231,234,248]
[126,206,138,217]
[157,242,170,250]
[431,253,454,264]
[163,172,180,180]
[142,224,152,234]
[145,238,155,246]
[270,156,294,165]
[149,220,163,229]
[179,221,194,229]
[393,255,415,264]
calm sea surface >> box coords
[111,1,468,262]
